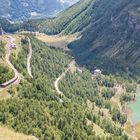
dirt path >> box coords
[54,60,75,95]
[27,37,33,78]
[0,36,20,91]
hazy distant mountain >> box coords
[0,0,79,20]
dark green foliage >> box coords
[1,0,140,78]
[22,0,93,34]
[0,41,5,58]
[112,109,127,125]
[19,0,140,78]
[0,0,139,138]
[0,64,14,84]
[30,36,71,81]
[101,88,115,100]
[0,41,14,84]
[121,93,135,102]
[60,71,98,102]
[59,70,129,135]
[69,0,140,77]
[87,112,123,136]
[0,36,130,139]
[0,35,96,140]
[10,37,29,77]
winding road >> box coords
[0,36,20,90]
[54,60,75,95]
[0,36,33,91]
[27,37,33,78]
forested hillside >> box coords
[69,0,140,76]
[1,0,140,139]
[0,41,14,84]
[1,0,140,77]
[0,0,93,34]
[23,0,140,77]
[21,0,93,34]
[0,35,134,139]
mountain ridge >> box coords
[0,0,79,21]
[69,0,140,76]
[1,0,140,77]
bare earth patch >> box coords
[86,119,106,136]
[136,122,140,138]
[125,122,133,135]
[0,89,11,99]
[0,126,37,140]
[36,33,79,50]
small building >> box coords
[10,43,16,49]
[94,69,102,75]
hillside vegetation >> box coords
[1,0,140,78]
[0,35,134,140]
[23,0,140,78]
[0,0,140,139]
[21,0,93,34]
[0,41,14,84]
[0,126,34,140]
[0,0,93,34]
[69,0,140,77]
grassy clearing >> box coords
[125,122,132,134]
[86,119,106,136]
[93,123,106,136]
[0,126,34,140]
[0,89,11,100]
[36,33,78,50]
[136,122,140,138]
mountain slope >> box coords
[0,34,131,139]
[0,0,79,20]
[21,0,94,34]
[1,0,140,76]
[68,0,140,76]
[0,0,94,34]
